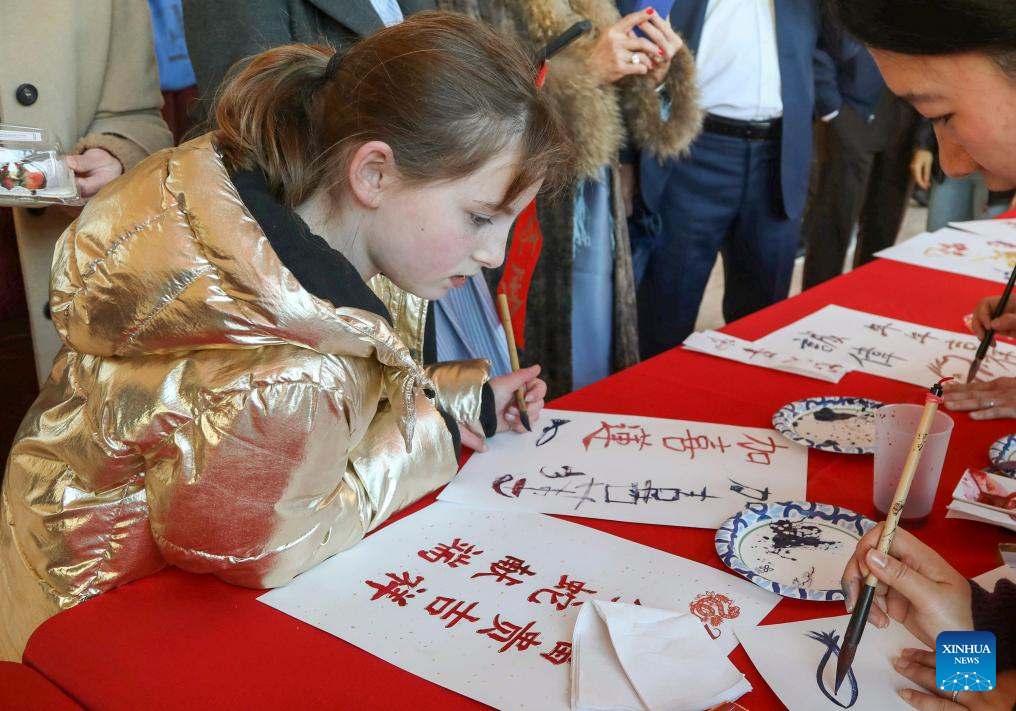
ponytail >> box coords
[212,44,333,206]
[210,13,571,212]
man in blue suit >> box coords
[633,0,850,357]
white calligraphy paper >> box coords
[946,468,1016,533]
[875,228,1014,284]
[951,218,1016,242]
[972,564,1016,591]
[755,305,1016,387]
[438,409,807,529]
[259,503,778,711]
[738,616,926,711]
[683,330,848,383]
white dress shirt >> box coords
[369,0,404,27]
[695,0,783,121]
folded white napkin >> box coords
[571,600,751,711]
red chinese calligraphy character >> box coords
[470,555,537,585]
[926,242,969,257]
[364,572,427,606]
[689,592,740,640]
[582,422,652,450]
[540,641,573,665]
[661,429,731,459]
[417,538,484,568]
[737,433,788,465]
[424,596,481,628]
[527,575,598,610]
[477,614,543,653]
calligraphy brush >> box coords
[967,263,1016,383]
[834,377,952,693]
[496,292,531,432]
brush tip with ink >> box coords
[834,583,875,692]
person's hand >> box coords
[635,12,683,86]
[911,149,934,190]
[66,148,123,197]
[619,163,637,217]
[587,10,661,85]
[943,377,1016,419]
[490,365,547,434]
[894,652,1016,710]
[969,294,1016,341]
[841,525,972,647]
[459,366,547,453]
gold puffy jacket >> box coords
[0,136,489,660]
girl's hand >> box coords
[490,365,547,434]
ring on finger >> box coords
[631,53,641,64]
[987,400,997,409]
[951,690,960,703]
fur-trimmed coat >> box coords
[439,0,701,396]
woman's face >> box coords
[367,148,541,300]
[872,50,1016,190]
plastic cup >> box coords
[873,404,954,526]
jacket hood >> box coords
[48,134,430,441]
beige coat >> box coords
[0,0,173,385]
[0,136,486,661]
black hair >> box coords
[824,0,1016,77]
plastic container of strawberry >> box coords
[0,124,82,207]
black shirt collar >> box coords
[229,169,391,320]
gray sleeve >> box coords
[182,1,295,120]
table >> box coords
[22,257,1016,710]
[0,662,82,711]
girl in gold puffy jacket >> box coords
[0,12,571,660]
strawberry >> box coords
[0,176,13,190]
[23,171,46,190]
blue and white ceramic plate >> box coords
[715,501,877,601]
[772,396,884,454]
[989,434,1016,478]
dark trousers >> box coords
[637,131,800,358]
[802,94,918,289]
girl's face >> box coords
[367,147,541,300]
[872,50,1016,190]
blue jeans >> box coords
[636,131,801,358]
[571,168,614,391]
[926,174,988,232]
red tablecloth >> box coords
[22,259,1016,710]
[0,662,83,711]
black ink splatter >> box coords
[807,630,858,708]
[813,408,856,422]
[792,566,816,588]
[759,520,841,561]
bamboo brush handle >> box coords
[865,399,941,587]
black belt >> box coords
[704,113,782,141]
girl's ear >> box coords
[347,140,397,209]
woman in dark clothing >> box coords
[827,2,1016,707]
